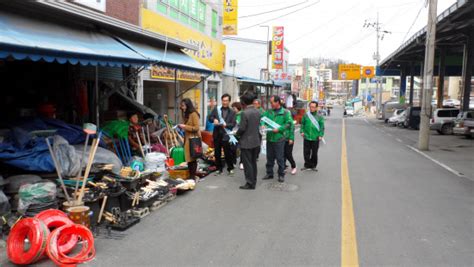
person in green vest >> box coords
[261,95,293,183]
[300,101,325,171]
[232,102,243,170]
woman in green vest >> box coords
[232,102,243,170]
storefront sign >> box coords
[271,26,284,70]
[223,0,238,35]
[151,66,202,82]
[142,8,226,72]
[338,64,361,80]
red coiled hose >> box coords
[34,209,78,254]
[7,217,50,265]
[46,224,96,266]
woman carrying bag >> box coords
[178,98,202,181]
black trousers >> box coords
[285,141,296,169]
[303,139,320,168]
[214,138,235,172]
[188,160,197,180]
[266,141,286,178]
[241,147,259,187]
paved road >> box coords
[1,106,473,266]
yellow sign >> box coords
[223,0,238,35]
[183,88,201,114]
[151,66,203,82]
[338,64,361,80]
[142,8,226,72]
[361,66,375,78]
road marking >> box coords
[396,138,403,143]
[387,133,393,137]
[407,145,466,178]
[341,119,359,267]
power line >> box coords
[239,0,310,19]
[239,0,321,31]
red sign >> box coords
[271,26,284,69]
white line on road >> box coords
[407,145,466,178]
[387,133,393,137]
[396,138,403,143]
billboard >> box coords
[142,8,226,72]
[338,64,361,80]
[271,26,284,69]
[223,0,238,35]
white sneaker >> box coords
[291,168,297,175]
[239,163,244,170]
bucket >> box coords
[67,206,91,228]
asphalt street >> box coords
[1,106,473,266]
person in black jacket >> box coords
[209,94,236,175]
[237,93,261,190]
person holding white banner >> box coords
[261,96,293,183]
[300,101,325,171]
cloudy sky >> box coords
[234,0,457,65]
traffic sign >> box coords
[338,64,361,80]
[362,66,375,78]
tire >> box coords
[437,129,444,135]
[441,124,453,135]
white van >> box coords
[430,108,460,135]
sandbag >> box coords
[18,182,56,214]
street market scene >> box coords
[0,0,473,266]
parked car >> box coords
[344,107,354,116]
[404,107,421,129]
[443,99,461,107]
[430,108,460,135]
[453,110,474,138]
[387,109,405,126]
[382,101,405,122]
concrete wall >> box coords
[224,38,268,80]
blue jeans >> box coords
[266,141,286,178]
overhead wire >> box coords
[239,0,321,31]
[239,1,310,19]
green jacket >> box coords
[262,108,293,143]
[236,111,242,124]
[285,119,295,141]
[300,111,325,141]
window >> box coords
[437,110,451,117]
[157,0,168,13]
[211,10,218,38]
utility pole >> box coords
[418,0,437,151]
[364,13,391,117]
[260,25,270,81]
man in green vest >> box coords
[261,95,293,183]
[300,101,325,171]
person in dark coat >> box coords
[236,93,262,190]
[209,94,237,175]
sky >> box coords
[234,0,457,66]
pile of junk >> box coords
[0,116,217,266]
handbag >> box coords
[189,134,203,158]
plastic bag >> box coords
[18,182,56,214]
[0,190,10,215]
[53,135,81,177]
[73,145,123,174]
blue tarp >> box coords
[0,118,88,172]
[0,10,151,67]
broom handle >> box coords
[77,136,100,204]
[74,133,90,199]
[45,138,72,203]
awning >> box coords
[0,10,150,67]
[238,76,273,86]
[119,39,211,73]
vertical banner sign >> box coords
[272,26,284,69]
[223,0,238,35]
